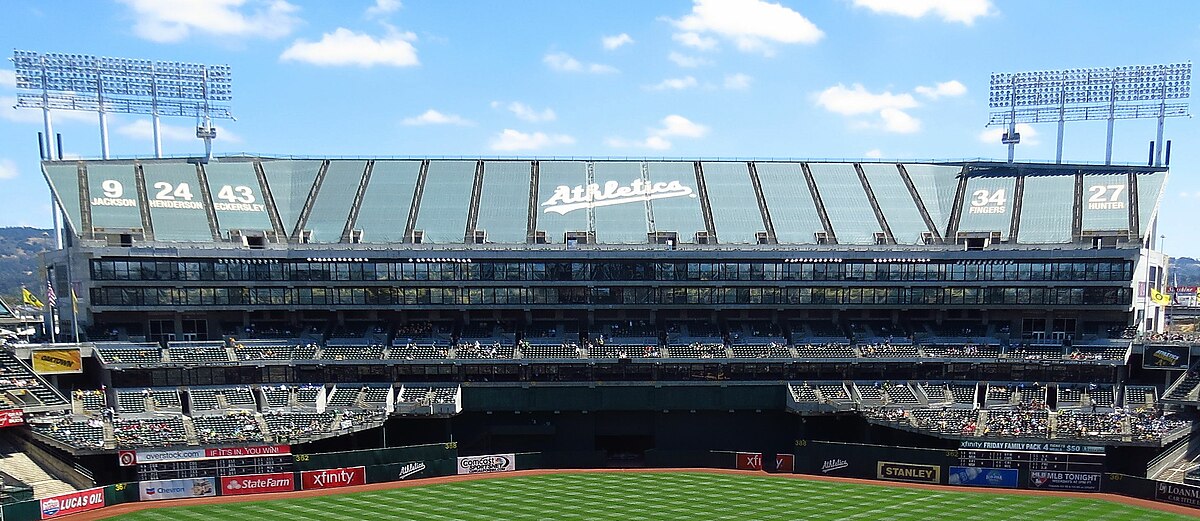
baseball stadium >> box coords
[3,17,1200,521]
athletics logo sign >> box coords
[541,179,694,215]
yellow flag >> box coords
[71,288,79,315]
[22,288,44,308]
[1151,288,1171,306]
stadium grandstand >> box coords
[1,154,1198,511]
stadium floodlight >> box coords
[10,50,235,161]
[987,63,1190,165]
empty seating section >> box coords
[922,344,999,358]
[74,390,105,411]
[957,176,1016,241]
[806,163,881,245]
[188,388,223,412]
[794,343,855,358]
[167,344,231,365]
[754,162,824,244]
[521,343,582,359]
[455,342,514,359]
[356,160,421,243]
[1018,174,1074,244]
[295,386,321,406]
[950,384,977,405]
[263,411,335,442]
[737,321,783,341]
[326,387,360,407]
[1018,385,1047,405]
[701,162,763,244]
[0,350,67,407]
[789,384,819,402]
[646,162,707,243]
[33,418,105,449]
[817,384,851,401]
[261,386,291,408]
[591,162,650,243]
[96,345,163,365]
[85,164,143,230]
[389,343,446,360]
[304,160,366,243]
[859,164,930,245]
[665,343,726,359]
[1008,345,1064,360]
[414,160,476,243]
[398,386,457,404]
[887,384,919,405]
[794,321,845,339]
[192,413,264,444]
[1124,386,1155,407]
[986,385,1014,405]
[361,387,391,405]
[116,391,147,413]
[222,387,257,409]
[858,343,920,358]
[141,163,213,242]
[1058,387,1084,407]
[234,341,318,361]
[599,320,658,341]
[535,161,588,243]
[919,383,952,403]
[147,390,182,410]
[729,343,791,358]
[679,321,722,340]
[1070,345,1127,361]
[1088,387,1115,407]
[113,417,187,447]
[856,384,885,406]
[201,160,272,236]
[321,344,385,360]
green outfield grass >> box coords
[112,472,1194,521]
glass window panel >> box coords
[142,162,212,241]
[415,160,476,243]
[356,160,421,243]
[202,159,271,237]
[958,176,1016,240]
[1080,174,1129,232]
[477,161,532,243]
[903,164,961,236]
[702,162,763,244]
[46,163,83,234]
[305,160,366,243]
[85,163,143,230]
[808,163,881,245]
[1018,174,1074,243]
[860,164,929,245]
[592,162,649,244]
[536,161,589,243]
[646,162,706,242]
[260,160,321,234]
[755,162,824,244]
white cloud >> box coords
[543,52,617,74]
[281,28,419,67]
[0,159,17,180]
[490,129,575,151]
[879,108,920,134]
[673,32,719,51]
[648,76,699,91]
[365,0,401,17]
[723,73,752,90]
[602,33,634,50]
[978,123,1040,146]
[667,51,710,68]
[117,0,300,43]
[608,115,709,151]
[670,0,823,56]
[0,70,15,89]
[815,83,918,115]
[852,0,994,25]
[492,102,556,123]
[864,149,883,158]
[915,80,967,99]
[117,119,244,143]
[401,109,472,126]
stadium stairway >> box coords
[182,417,199,445]
[255,414,272,441]
[0,441,76,500]
[101,422,115,450]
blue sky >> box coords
[1,0,1198,255]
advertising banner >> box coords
[1029,471,1101,492]
[736,452,763,471]
[0,409,24,428]
[39,487,105,519]
[877,462,941,484]
[948,466,1019,488]
[775,454,794,473]
[219,472,295,496]
[1143,345,1190,370]
[31,348,82,374]
[456,454,516,475]
[300,466,366,490]
[139,477,217,501]
[1155,482,1200,508]
[131,444,291,465]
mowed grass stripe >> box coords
[111,472,1194,521]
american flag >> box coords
[45,279,58,308]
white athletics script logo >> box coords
[542,179,694,215]
[821,459,849,473]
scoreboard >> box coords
[957,441,1105,473]
[137,455,293,481]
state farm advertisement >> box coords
[457,454,516,475]
[301,466,366,490]
[40,488,105,519]
[139,477,217,501]
[0,409,24,428]
[220,472,295,496]
[132,444,291,464]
